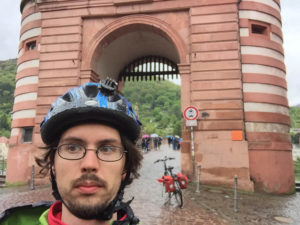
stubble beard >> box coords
[59,174,115,220]
[63,197,111,220]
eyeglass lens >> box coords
[57,144,125,161]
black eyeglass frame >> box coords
[54,143,127,162]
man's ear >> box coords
[51,164,55,176]
[122,172,126,181]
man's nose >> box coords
[80,149,100,173]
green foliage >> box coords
[291,132,300,144]
[122,80,181,137]
[290,107,300,128]
[0,59,16,138]
[290,106,300,144]
[0,159,7,170]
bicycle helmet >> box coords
[40,78,141,145]
[40,78,141,222]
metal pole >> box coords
[190,126,196,181]
[196,164,201,193]
[31,165,35,190]
[234,175,238,213]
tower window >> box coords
[21,127,33,143]
[249,21,270,39]
[26,41,36,51]
[251,24,267,35]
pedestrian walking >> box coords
[145,137,150,152]
[172,136,177,150]
[177,138,182,150]
[158,137,162,150]
[153,137,159,150]
[142,138,146,151]
[142,137,150,152]
[167,136,172,148]
[0,78,142,225]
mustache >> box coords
[72,174,107,188]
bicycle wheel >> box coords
[173,181,183,208]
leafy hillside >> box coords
[0,59,16,137]
[122,80,181,137]
[290,106,300,143]
[290,107,300,128]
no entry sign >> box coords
[184,106,199,120]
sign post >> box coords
[183,106,199,181]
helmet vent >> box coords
[84,85,98,98]
[62,93,72,102]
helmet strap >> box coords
[50,167,62,200]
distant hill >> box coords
[290,106,300,129]
[122,80,181,137]
[0,59,16,137]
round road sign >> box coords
[184,106,199,120]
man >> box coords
[0,78,143,225]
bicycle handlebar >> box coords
[153,157,175,163]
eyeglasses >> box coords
[55,143,127,162]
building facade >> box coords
[6,0,293,193]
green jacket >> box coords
[0,202,52,225]
[0,201,139,225]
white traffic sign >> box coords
[184,106,199,120]
[186,120,197,127]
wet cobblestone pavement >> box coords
[124,146,228,225]
[1,144,300,224]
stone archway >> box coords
[81,14,188,79]
[80,13,191,121]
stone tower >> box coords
[7,0,293,193]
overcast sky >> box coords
[0,0,299,106]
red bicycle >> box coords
[154,156,188,208]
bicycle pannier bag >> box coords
[177,172,188,189]
[162,175,175,192]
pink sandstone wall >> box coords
[8,0,293,193]
[239,0,294,193]
[180,1,253,191]
[6,1,41,183]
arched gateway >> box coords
[7,0,293,193]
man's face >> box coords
[53,123,126,219]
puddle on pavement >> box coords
[273,216,293,224]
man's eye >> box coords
[99,146,115,153]
[66,144,81,152]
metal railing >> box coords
[118,55,179,82]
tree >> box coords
[122,80,181,137]
[291,132,300,144]
[290,107,300,128]
[0,59,16,137]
